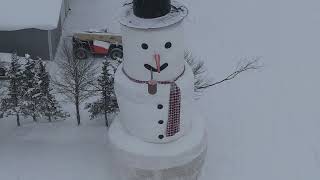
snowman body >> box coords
[115,21,194,143]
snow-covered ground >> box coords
[185,0,320,179]
[0,117,111,180]
[1,0,320,179]
[61,0,121,36]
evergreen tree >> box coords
[0,53,24,126]
[85,60,119,127]
[21,57,40,122]
[37,60,68,122]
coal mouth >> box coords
[144,63,168,72]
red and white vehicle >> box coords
[72,32,123,60]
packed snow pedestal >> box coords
[108,115,207,180]
[108,0,207,179]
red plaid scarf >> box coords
[122,67,185,137]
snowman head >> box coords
[122,22,185,81]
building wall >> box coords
[49,18,62,60]
[0,29,50,59]
[60,0,70,25]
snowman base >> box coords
[107,116,207,180]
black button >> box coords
[157,104,163,109]
[158,135,164,139]
[165,42,172,49]
[158,120,164,124]
[141,43,148,50]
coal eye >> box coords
[141,43,148,50]
[165,42,172,49]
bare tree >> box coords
[185,52,262,93]
[53,42,98,125]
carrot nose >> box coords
[154,54,161,73]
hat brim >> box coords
[119,1,188,29]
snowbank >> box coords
[0,53,11,62]
[0,53,29,65]
[0,0,63,31]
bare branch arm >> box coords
[197,57,262,89]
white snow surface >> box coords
[0,116,111,180]
[1,0,320,179]
[0,0,63,31]
[0,53,11,62]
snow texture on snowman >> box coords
[108,0,207,179]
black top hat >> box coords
[133,0,171,19]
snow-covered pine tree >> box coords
[37,59,68,122]
[21,56,40,122]
[85,59,119,127]
[0,53,24,126]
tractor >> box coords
[72,32,123,60]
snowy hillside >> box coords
[1,0,320,180]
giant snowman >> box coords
[108,0,207,179]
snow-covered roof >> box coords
[0,0,63,31]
